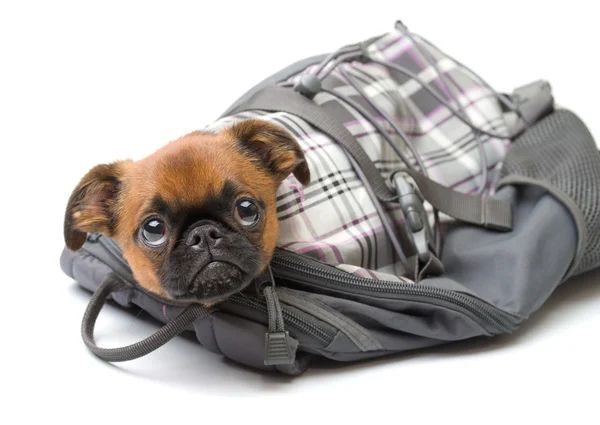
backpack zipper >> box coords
[81,234,517,341]
[227,294,334,345]
[270,249,520,333]
[80,234,336,348]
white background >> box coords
[2,1,600,424]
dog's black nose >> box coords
[186,224,224,248]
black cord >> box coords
[291,27,523,260]
[409,31,525,122]
[398,27,489,194]
[335,65,443,254]
[337,65,427,174]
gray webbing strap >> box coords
[234,87,397,203]
[228,86,512,231]
[81,274,212,362]
[400,168,512,231]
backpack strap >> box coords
[228,86,513,232]
[399,167,512,232]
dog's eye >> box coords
[141,218,168,246]
[234,199,259,227]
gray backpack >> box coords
[60,21,600,376]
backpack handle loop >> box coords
[81,273,212,362]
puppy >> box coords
[64,120,310,304]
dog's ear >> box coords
[228,119,310,186]
[64,161,127,251]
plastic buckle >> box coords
[293,73,322,99]
[511,80,554,125]
[394,20,409,32]
[393,171,435,264]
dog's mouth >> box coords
[170,260,254,304]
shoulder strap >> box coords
[228,86,512,231]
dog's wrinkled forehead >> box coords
[120,131,277,228]
[139,132,239,200]
[145,180,242,229]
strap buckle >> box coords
[293,73,322,99]
[392,171,436,265]
[510,80,554,127]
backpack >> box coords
[60,20,600,376]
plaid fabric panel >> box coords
[206,28,512,282]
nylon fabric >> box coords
[206,27,514,281]
[500,109,600,276]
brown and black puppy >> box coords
[63,120,310,304]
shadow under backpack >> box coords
[60,21,600,375]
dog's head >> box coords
[64,120,310,304]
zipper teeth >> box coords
[87,235,332,345]
[89,234,513,336]
[272,253,515,331]
[91,235,333,342]
[229,295,334,345]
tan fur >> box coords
[64,120,309,302]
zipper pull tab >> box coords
[258,266,296,366]
[264,330,293,366]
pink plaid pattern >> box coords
[207,28,512,282]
